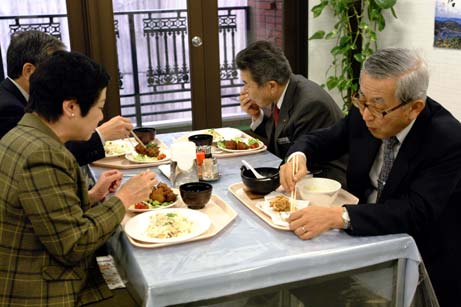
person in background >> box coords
[0,50,156,306]
[0,30,132,166]
[280,48,461,306]
[236,40,347,186]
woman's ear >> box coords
[62,99,78,119]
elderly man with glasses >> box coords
[279,48,461,305]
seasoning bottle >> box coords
[196,151,205,179]
[202,157,219,180]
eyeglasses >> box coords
[351,92,409,119]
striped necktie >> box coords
[377,136,399,202]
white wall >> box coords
[308,0,461,120]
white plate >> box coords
[125,150,170,164]
[216,140,264,153]
[104,139,133,157]
[255,193,309,227]
[124,208,211,243]
[127,197,179,213]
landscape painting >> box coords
[435,0,461,49]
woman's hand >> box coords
[115,169,158,208]
[88,169,123,203]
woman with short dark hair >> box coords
[0,50,156,306]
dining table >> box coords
[91,130,425,307]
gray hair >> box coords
[361,48,429,103]
[236,40,291,86]
[7,30,66,79]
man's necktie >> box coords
[273,105,279,125]
[377,136,399,202]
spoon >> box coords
[241,159,264,179]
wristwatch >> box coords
[341,207,351,229]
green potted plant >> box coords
[309,0,398,111]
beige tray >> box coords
[174,127,267,158]
[91,138,170,169]
[122,194,237,248]
[228,182,359,231]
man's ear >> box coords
[22,63,36,80]
[267,80,278,90]
[408,99,425,121]
[62,99,79,119]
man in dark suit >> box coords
[0,30,132,165]
[236,41,346,185]
[280,48,461,306]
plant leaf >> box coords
[311,1,328,18]
[330,45,344,56]
[325,31,337,39]
[391,7,398,19]
[353,53,364,63]
[377,14,386,31]
[309,30,326,40]
[375,0,397,9]
[326,77,338,90]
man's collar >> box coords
[276,79,290,109]
[394,120,415,144]
[8,76,29,101]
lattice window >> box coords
[218,14,238,81]
[9,22,61,40]
[143,16,189,88]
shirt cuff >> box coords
[249,108,264,131]
[287,151,306,163]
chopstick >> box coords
[130,130,146,148]
[290,155,298,213]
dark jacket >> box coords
[0,78,105,165]
[254,74,347,185]
[288,97,461,306]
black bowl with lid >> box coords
[133,127,156,145]
[240,166,280,195]
[188,134,213,146]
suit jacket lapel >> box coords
[271,76,296,145]
[381,105,430,200]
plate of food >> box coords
[128,183,178,212]
[125,142,169,164]
[124,208,211,243]
[104,139,133,157]
[255,194,309,227]
[216,137,264,152]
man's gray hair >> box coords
[361,48,429,103]
[236,40,291,86]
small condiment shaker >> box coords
[202,157,219,180]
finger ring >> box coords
[302,226,307,233]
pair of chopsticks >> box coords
[290,155,298,213]
[129,131,146,149]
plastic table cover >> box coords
[92,131,421,307]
